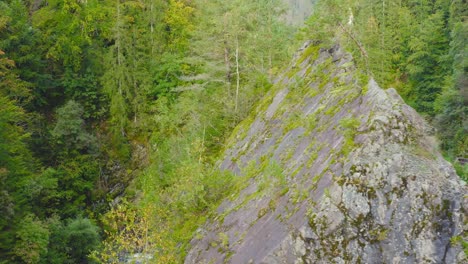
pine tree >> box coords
[0,49,36,261]
[434,0,467,164]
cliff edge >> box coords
[185,42,467,263]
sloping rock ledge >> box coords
[185,42,467,264]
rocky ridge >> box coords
[185,42,467,263]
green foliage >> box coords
[32,0,112,72]
[405,11,450,114]
[41,217,100,264]
[339,117,360,130]
[0,0,37,107]
[27,168,60,218]
[24,155,101,220]
[298,44,321,64]
[165,0,195,51]
[0,51,37,261]
[13,214,49,264]
[453,162,468,182]
[149,52,186,99]
[192,0,293,116]
[62,218,101,263]
[433,0,467,165]
[95,85,240,261]
[339,117,360,156]
[52,100,97,157]
[301,0,451,113]
[0,86,30,177]
[450,235,468,256]
[61,71,108,119]
[56,156,101,218]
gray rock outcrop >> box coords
[283,0,317,25]
[185,42,467,264]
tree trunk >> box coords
[150,1,154,56]
[223,13,232,95]
[235,38,240,113]
[117,0,122,96]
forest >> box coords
[0,0,466,263]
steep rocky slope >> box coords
[185,42,467,263]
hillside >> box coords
[185,42,467,263]
[0,0,466,262]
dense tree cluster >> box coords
[0,0,293,262]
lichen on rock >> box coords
[184,42,467,264]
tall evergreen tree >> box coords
[434,0,467,163]
[0,48,36,261]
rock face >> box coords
[185,42,467,263]
[283,0,316,25]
